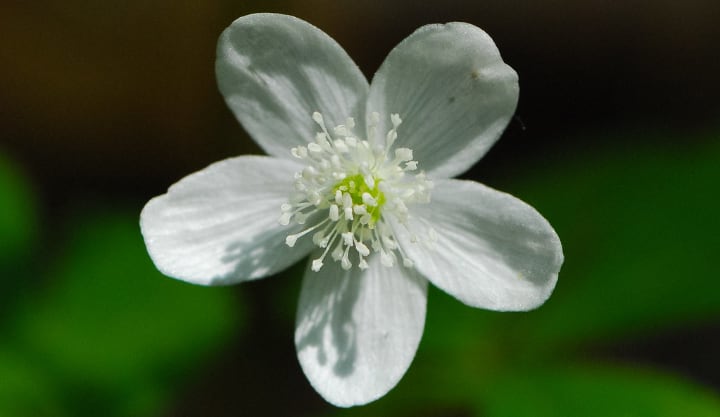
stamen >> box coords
[329,204,340,221]
[279,111,434,271]
[355,239,370,257]
[307,142,322,153]
[391,113,402,128]
[312,111,325,128]
[362,193,377,206]
[394,148,413,162]
[311,259,323,272]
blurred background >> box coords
[1,0,719,416]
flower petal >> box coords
[366,23,519,179]
[395,179,562,311]
[140,156,312,285]
[216,13,369,158]
[295,254,427,407]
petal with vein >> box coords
[395,179,563,311]
[217,13,369,158]
[295,255,427,407]
[366,22,519,179]
[140,156,311,285]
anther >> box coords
[329,204,339,221]
[311,259,323,271]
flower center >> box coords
[333,173,385,226]
[279,112,433,271]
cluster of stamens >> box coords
[279,112,433,271]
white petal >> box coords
[367,23,518,179]
[216,13,369,158]
[295,254,427,406]
[140,156,312,285]
[394,179,562,311]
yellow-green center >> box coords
[333,173,386,224]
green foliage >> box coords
[0,349,65,417]
[0,151,38,319]
[0,151,37,265]
[485,366,720,417]
[512,136,720,349]
[1,211,240,416]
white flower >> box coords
[140,13,563,407]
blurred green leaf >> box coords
[508,134,720,349]
[0,150,38,324]
[0,349,65,417]
[484,365,720,417]
[407,133,720,369]
[0,151,37,264]
[4,209,240,416]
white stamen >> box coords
[363,174,375,188]
[308,142,322,153]
[334,125,349,136]
[395,148,413,161]
[342,232,354,246]
[341,256,352,270]
[335,141,349,154]
[291,146,307,158]
[362,193,377,206]
[279,212,292,226]
[355,240,370,257]
[329,204,340,221]
[279,111,434,271]
[285,235,298,247]
[312,111,325,126]
[391,113,402,127]
[311,259,323,271]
